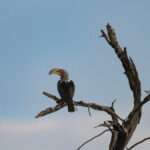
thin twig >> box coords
[94,121,113,133]
[100,29,111,44]
[140,93,150,107]
[127,137,150,150]
[130,93,150,116]
[144,90,150,94]
[94,121,113,130]
[77,129,109,150]
[88,107,91,117]
[111,99,116,108]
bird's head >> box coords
[49,68,69,81]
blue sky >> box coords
[0,0,150,150]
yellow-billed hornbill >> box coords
[49,68,75,112]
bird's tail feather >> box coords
[67,100,75,112]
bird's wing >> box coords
[57,81,69,101]
[69,80,75,99]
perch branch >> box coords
[74,101,123,122]
[43,91,61,103]
[35,103,66,118]
[77,129,109,150]
[35,91,123,122]
[127,137,150,150]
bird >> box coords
[49,68,75,112]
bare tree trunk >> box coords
[35,24,150,150]
[101,24,142,150]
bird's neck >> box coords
[59,69,69,82]
[60,79,68,83]
[60,73,69,82]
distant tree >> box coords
[35,24,150,150]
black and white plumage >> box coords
[49,68,75,112]
[57,80,75,112]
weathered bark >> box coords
[101,24,142,150]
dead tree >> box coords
[35,24,150,150]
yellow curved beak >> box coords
[49,68,61,75]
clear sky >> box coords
[0,0,150,150]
